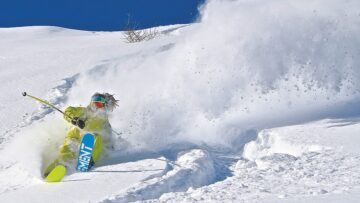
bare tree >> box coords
[122,15,159,43]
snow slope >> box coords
[1,0,360,202]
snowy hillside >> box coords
[1,0,360,202]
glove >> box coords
[71,117,85,129]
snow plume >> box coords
[0,115,66,191]
[68,0,360,151]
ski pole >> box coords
[23,92,122,135]
[22,92,74,120]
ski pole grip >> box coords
[22,92,27,97]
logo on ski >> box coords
[77,143,93,171]
[76,133,95,172]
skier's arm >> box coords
[64,107,86,129]
[64,106,84,123]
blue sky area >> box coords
[0,0,205,31]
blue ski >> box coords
[76,133,95,172]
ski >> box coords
[76,133,95,172]
[44,165,67,182]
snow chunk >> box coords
[102,149,215,203]
[243,129,324,163]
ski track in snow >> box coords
[0,73,82,194]
[0,74,78,149]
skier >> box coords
[44,92,118,177]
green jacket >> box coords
[64,106,111,135]
[62,106,112,162]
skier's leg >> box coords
[92,134,103,163]
[59,128,81,162]
[43,128,81,177]
[43,159,60,177]
[59,138,79,161]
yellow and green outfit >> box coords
[44,105,112,176]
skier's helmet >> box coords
[91,93,119,111]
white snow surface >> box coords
[1,0,360,202]
[157,120,360,202]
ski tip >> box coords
[44,165,67,183]
[22,92,27,96]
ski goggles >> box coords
[92,101,105,108]
[91,95,106,108]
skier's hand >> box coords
[71,117,77,126]
[71,117,85,129]
[77,119,85,129]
